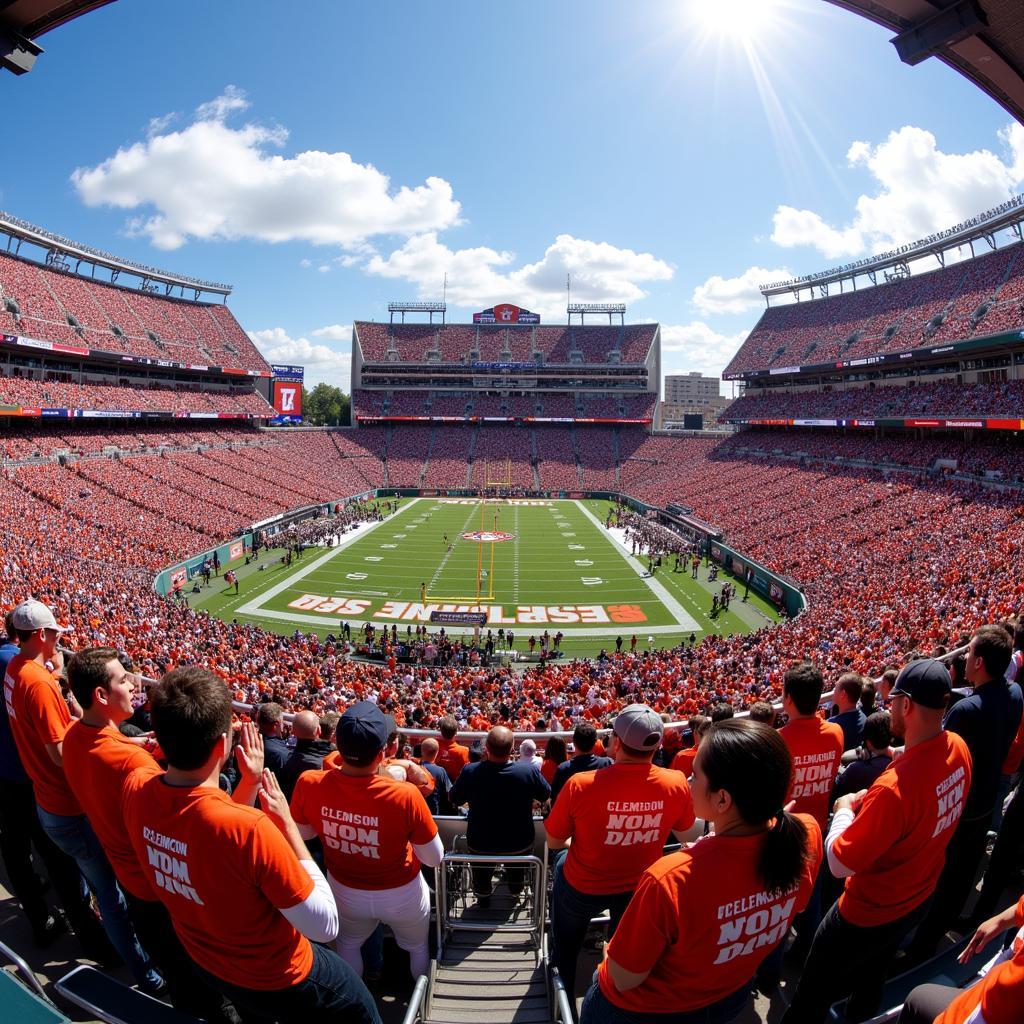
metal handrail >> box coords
[400,974,429,1024]
[551,967,576,1024]
[0,938,51,1002]
[438,853,547,942]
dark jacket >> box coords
[280,739,335,802]
[420,761,453,815]
[830,752,892,808]
[263,734,291,782]
[450,759,550,853]
[550,753,613,805]
[831,708,868,752]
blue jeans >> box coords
[198,941,381,1023]
[580,973,749,1024]
[37,804,160,988]
[551,851,633,998]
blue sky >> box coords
[3,0,1022,393]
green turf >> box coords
[193,498,782,660]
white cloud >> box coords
[691,265,790,316]
[71,87,462,251]
[660,322,747,385]
[771,123,1024,259]
[311,324,352,342]
[366,232,673,319]
[248,327,351,390]
[195,84,249,122]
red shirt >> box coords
[936,896,1024,1024]
[4,655,80,816]
[291,769,437,890]
[780,715,844,828]
[62,721,158,899]
[545,762,695,894]
[436,738,470,781]
[670,747,697,777]
[122,770,314,991]
[833,730,972,927]
[599,814,822,1014]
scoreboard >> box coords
[270,364,304,425]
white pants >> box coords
[328,870,431,979]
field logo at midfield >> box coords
[461,531,516,543]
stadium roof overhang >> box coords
[0,0,115,74]
[825,1,1024,125]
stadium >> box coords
[1,2,1023,1024]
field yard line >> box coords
[236,499,420,619]
[428,505,479,591]
[574,501,699,631]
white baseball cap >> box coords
[10,600,69,634]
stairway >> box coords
[424,936,551,1023]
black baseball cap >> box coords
[338,701,389,761]
[890,659,951,710]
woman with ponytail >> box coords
[581,719,822,1024]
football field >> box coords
[197,498,781,660]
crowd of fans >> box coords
[0,372,274,417]
[353,322,657,365]
[724,241,1024,376]
[723,377,1024,422]
[0,250,269,372]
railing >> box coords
[400,974,429,1024]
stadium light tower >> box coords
[567,302,627,326]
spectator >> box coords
[280,710,333,803]
[0,611,66,946]
[540,736,568,786]
[517,738,543,769]
[830,711,893,806]
[291,701,443,980]
[710,702,735,722]
[747,700,776,726]
[435,716,469,781]
[380,723,436,800]
[899,896,1024,1024]
[582,720,821,1024]
[63,647,241,1021]
[546,704,696,997]
[779,662,844,831]
[909,625,1023,961]
[780,659,973,1024]
[550,722,612,805]
[123,667,379,1023]
[670,716,711,778]
[418,737,453,816]
[258,702,289,781]
[449,726,550,906]
[830,672,868,751]
[5,600,158,988]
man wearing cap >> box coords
[545,704,696,997]
[450,726,551,905]
[908,624,1023,961]
[290,701,444,980]
[780,658,973,1024]
[4,599,162,991]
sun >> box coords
[689,0,783,42]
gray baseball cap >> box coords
[10,599,69,634]
[613,704,664,751]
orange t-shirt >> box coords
[541,759,560,785]
[670,747,697,777]
[780,715,844,828]
[833,730,972,928]
[936,896,1024,1024]
[290,769,437,890]
[4,655,80,816]
[545,762,696,895]
[62,721,158,899]
[436,738,470,781]
[122,770,314,991]
[1002,714,1024,775]
[323,749,340,769]
[599,814,822,1014]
